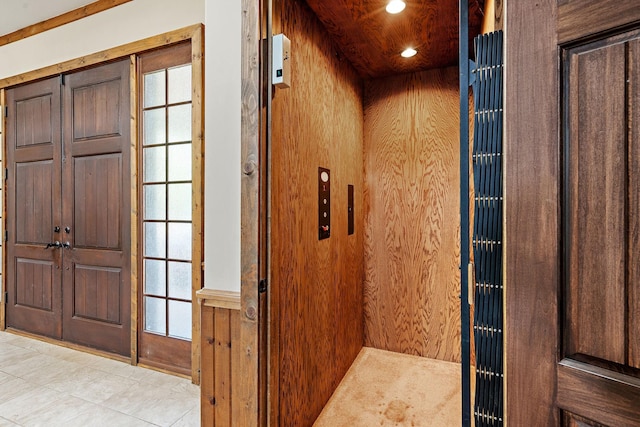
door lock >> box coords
[45,241,62,249]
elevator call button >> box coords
[318,167,330,240]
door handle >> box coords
[45,241,62,249]
[62,241,71,249]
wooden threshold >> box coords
[0,0,132,47]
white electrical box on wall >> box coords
[273,34,291,88]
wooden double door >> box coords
[5,60,131,356]
[507,1,640,425]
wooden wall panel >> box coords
[363,67,461,362]
[558,0,640,44]
[200,302,241,427]
[271,0,365,425]
[566,42,626,364]
[630,38,640,369]
[505,0,560,425]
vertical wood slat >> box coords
[505,0,560,425]
[129,54,138,365]
[629,38,640,369]
[214,309,232,423]
[2,86,6,332]
[190,24,205,385]
[199,297,242,427]
[239,0,261,424]
[230,309,242,425]
[201,303,215,426]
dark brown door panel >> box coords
[6,77,63,339]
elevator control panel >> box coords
[318,167,330,240]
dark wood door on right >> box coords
[559,29,640,426]
[506,1,640,425]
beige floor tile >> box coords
[170,380,200,399]
[0,331,199,426]
[0,417,19,427]
[65,405,156,427]
[12,393,96,426]
[0,386,63,423]
[18,356,87,386]
[102,381,197,427]
[0,376,39,404]
[67,370,140,404]
[0,352,60,379]
[0,371,16,386]
[170,405,199,427]
[0,345,39,367]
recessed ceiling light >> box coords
[401,48,417,58]
[386,0,406,14]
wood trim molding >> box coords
[238,0,262,424]
[558,0,640,44]
[0,0,132,47]
[0,24,203,89]
[129,54,138,366]
[196,289,242,311]
[0,88,5,332]
[558,359,640,425]
[191,26,205,386]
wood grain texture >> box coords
[214,308,232,423]
[190,28,205,385]
[566,41,626,364]
[199,304,242,427]
[271,0,364,425]
[238,0,261,425]
[558,359,640,427]
[129,54,138,366]
[630,38,640,369]
[563,411,609,427]
[0,24,203,89]
[0,87,5,332]
[558,0,640,44]
[5,77,63,340]
[303,0,484,78]
[200,304,215,426]
[363,67,461,362]
[0,0,132,47]
[197,289,241,311]
[61,59,131,356]
[505,0,560,425]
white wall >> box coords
[0,0,204,79]
[0,0,242,292]
[204,1,242,292]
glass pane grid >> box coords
[142,65,194,340]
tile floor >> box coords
[0,330,199,427]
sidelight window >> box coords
[141,63,193,341]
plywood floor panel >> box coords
[314,347,460,426]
